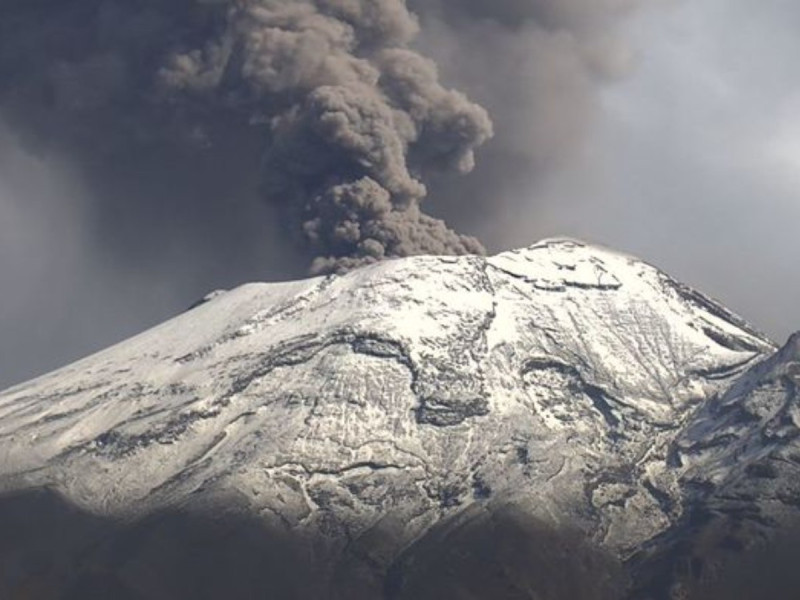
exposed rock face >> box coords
[629,331,800,598]
[0,239,795,598]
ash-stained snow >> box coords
[0,239,783,563]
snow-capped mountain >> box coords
[0,239,796,598]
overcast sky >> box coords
[1,0,798,389]
[514,0,800,342]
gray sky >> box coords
[1,0,798,389]
[503,0,800,342]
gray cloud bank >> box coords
[408,0,639,237]
[0,0,647,271]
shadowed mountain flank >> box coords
[4,488,800,599]
[0,488,628,600]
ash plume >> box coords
[0,0,492,274]
[408,0,641,244]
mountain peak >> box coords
[781,330,800,358]
[0,241,792,598]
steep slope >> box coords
[675,331,800,509]
[627,332,800,598]
[0,239,779,597]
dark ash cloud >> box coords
[0,0,493,274]
[0,0,653,387]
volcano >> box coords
[1,239,798,599]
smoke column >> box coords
[0,0,650,386]
[0,0,493,274]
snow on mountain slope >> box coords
[670,331,800,529]
[674,333,800,482]
[0,239,777,566]
[622,332,800,598]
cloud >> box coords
[405,0,640,241]
[0,0,493,274]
